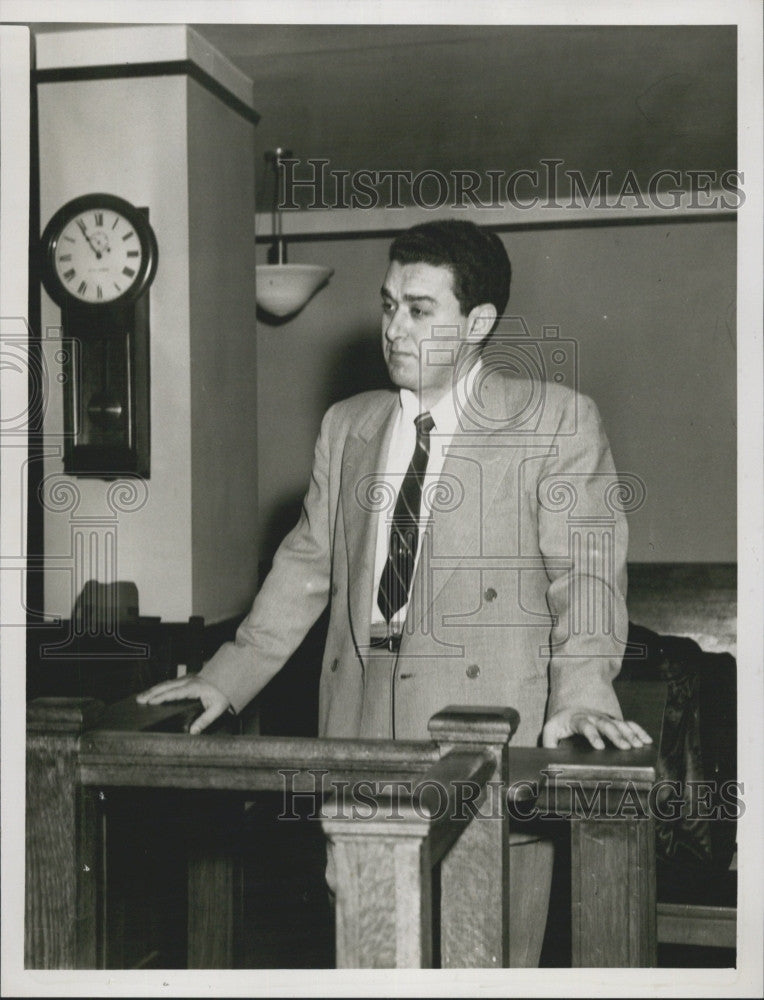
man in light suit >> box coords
[139,220,650,963]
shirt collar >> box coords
[398,355,483,435]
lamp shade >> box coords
[255,263,334,318]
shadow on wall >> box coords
[261,328,390,563]
[256,305,298,328]
[322,328,390,409]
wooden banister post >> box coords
[564,768,657,966]
[571,813,656,966]
[322,797,434,968]
[553,683,663,967]
[186,792,243,969]
[26,697,104,968]
[428,705,519,969]
[321,741,496,969]
[532,753,658,967]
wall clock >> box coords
[41,193,158,478]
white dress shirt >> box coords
[370,359,482,630]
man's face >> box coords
[380,260,471,407]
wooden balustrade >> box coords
[323,706,519,968]
[25,686,663,970]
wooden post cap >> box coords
[427,705,520,745]
[26,697,104,734]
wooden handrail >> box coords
[26,690,663,970]
[26,697,512,969]
[79,731,442,792]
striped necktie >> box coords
[377,411,435,624]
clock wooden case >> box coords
[41,193,158,478]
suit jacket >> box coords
[202,367,628,745]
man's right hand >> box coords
[136,676,231,735]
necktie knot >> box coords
[415,411,434,438]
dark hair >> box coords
[389,219,511,320]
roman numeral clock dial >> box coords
[41,193,158,477]
[50,206,148,304]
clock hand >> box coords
[76,219,102,260]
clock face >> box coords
[54,207,144,303]
[42,194,158,309]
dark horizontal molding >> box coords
[33,59,260,126]
[258,209,736,244]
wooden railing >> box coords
[26,684,663,969]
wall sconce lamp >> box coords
[255,148,334,318]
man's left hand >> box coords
[542,708,653,750]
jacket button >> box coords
[484,587,497,602]
[330,658,339,672]
[466,664,480,679]
[331,583,338,596]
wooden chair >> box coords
[27,587,205,704]
[616,635,737,957]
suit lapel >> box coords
[341,394,398,659]
[405,372,531,634]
